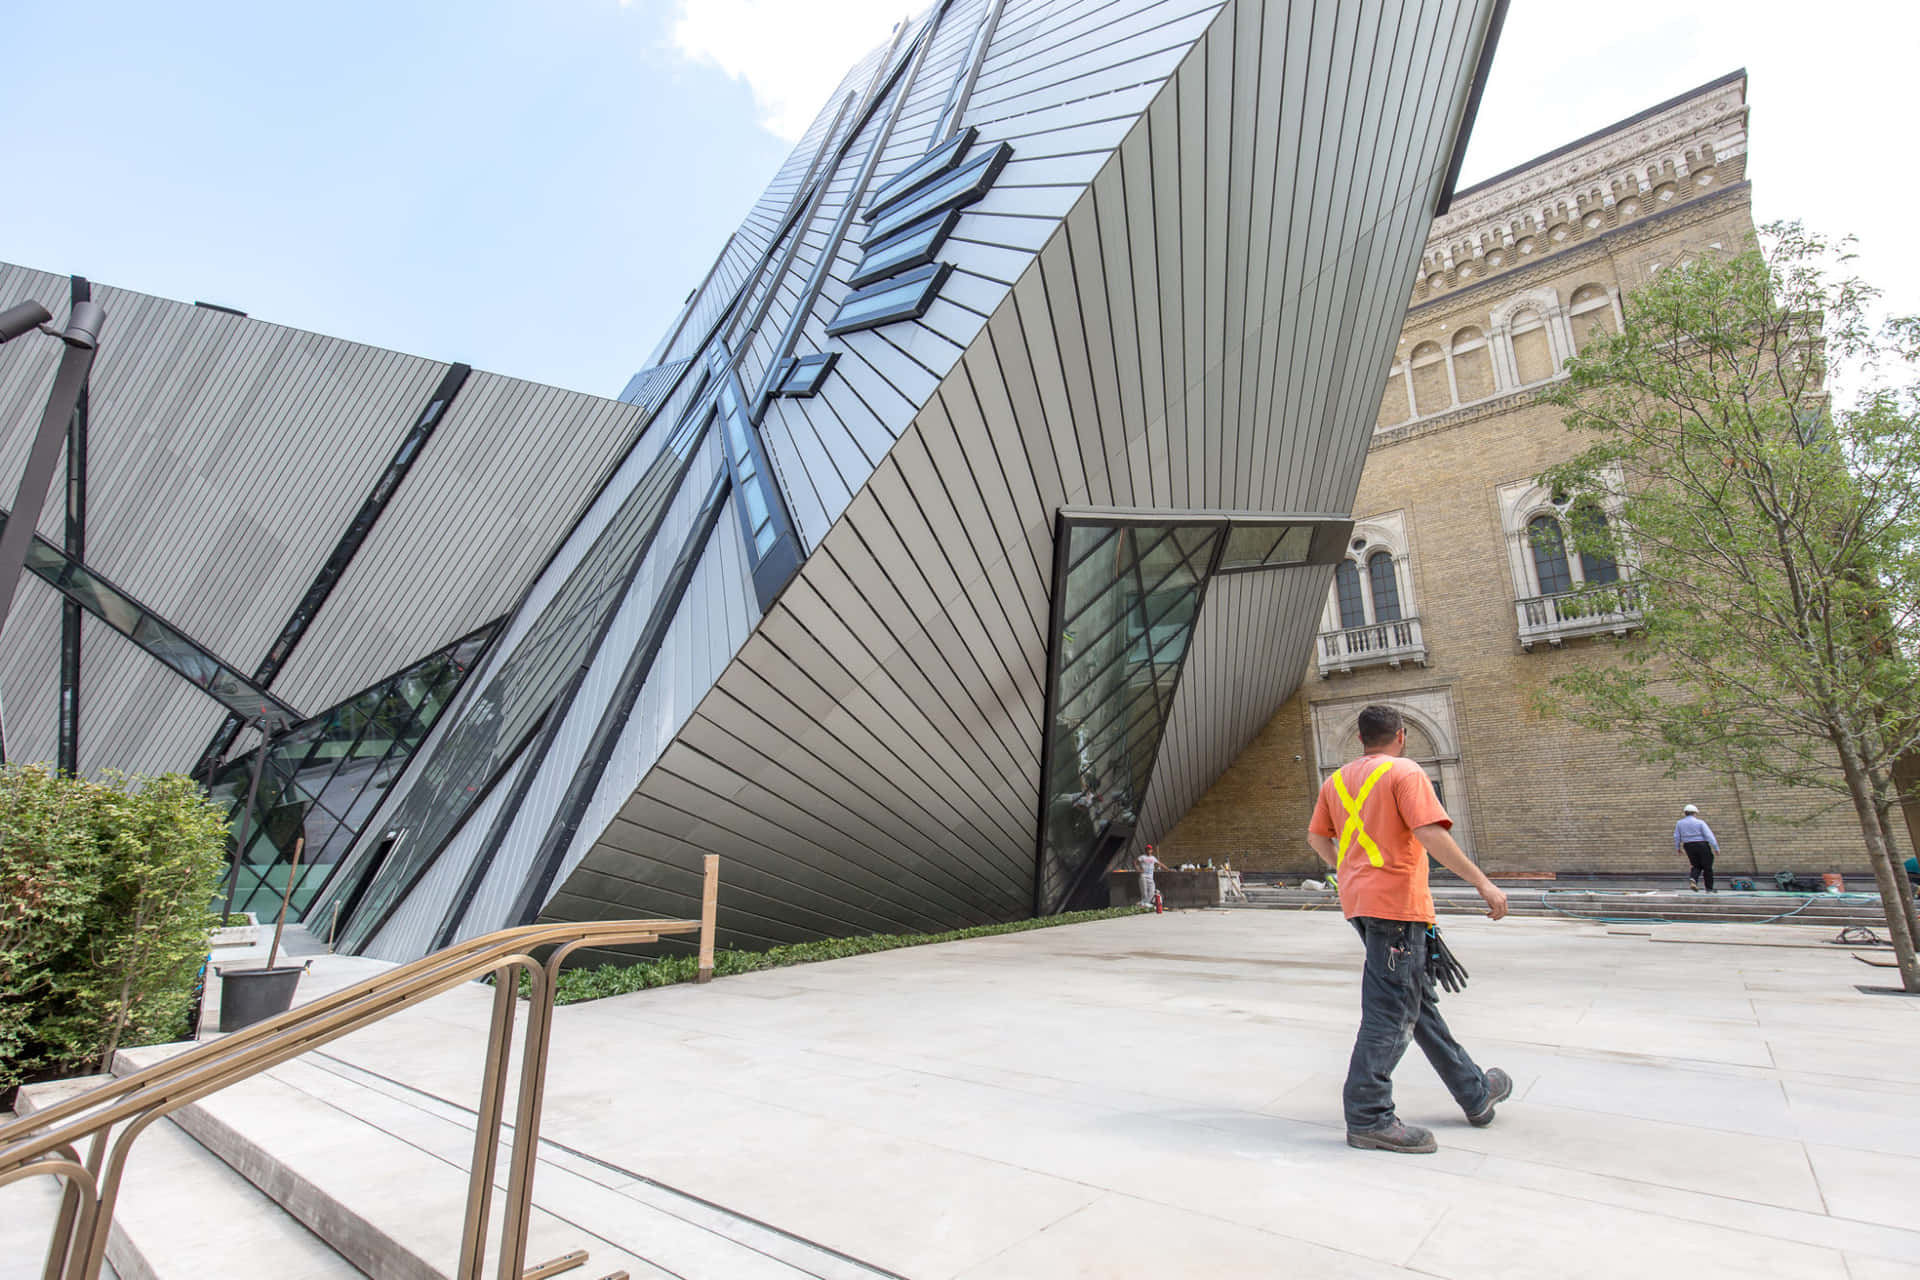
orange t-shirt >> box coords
[1308,755,1451,922]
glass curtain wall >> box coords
[315,384,722,951]
[1039,522,1223,912]
[1038,513,1335,914]
[209,621,499,922]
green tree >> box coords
[0,766,104,1080]
[1540,223,1920,992]
[0,766,228,1089]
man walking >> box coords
[1307,705,1511,1155]
[1674,803,1719,892]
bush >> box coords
[534,906,1143,1005]
[0,766,228,1092]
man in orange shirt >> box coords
[1307,704,1511,1154]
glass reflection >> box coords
[209,622,498,922]
[316,389,720,950]
[1040,522,1222,913]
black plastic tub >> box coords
[218,966,302,1031]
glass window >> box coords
[1040,520,1223,914]
[1367,551,1401,622]
[1218,525,1285,571]
[850,208,961,289]
[213,619,502,922]
[866,126,977,219]
[1335,561,1366,629]
[776,352,839,397]
[315,380,721,950]
[1529,515,1573,595]
[865,141,1011,244]
[1572,504,1620,585]
[826,263,954,336]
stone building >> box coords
[1165,70,1905,880]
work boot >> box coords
[1346,1118,1437,1154]
[1466,1067,1513,1127]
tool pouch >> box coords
[1425,925,1469,994]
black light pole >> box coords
[0,299,106,720]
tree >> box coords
[1539,223,1920,992]
[0,766,227,1092]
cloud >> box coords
[669,0,913,141]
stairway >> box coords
[1232,883,1895,927]
[4,1042,893,1280]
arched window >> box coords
[1409,341,1449,417]
[1572,503,1620,585]
[1376,363,1410,428]
[1367,551,1401,622]
[1528,514,1572,595]
[1334,561,1365,629]
[1450,326,1493,402]
[1569,283,1615,351]
[1510,308,1555,384]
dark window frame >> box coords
[775,351,841,398]
[826,262,955,336]
[865,126,978,220]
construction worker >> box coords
[1307,704,1511,1155]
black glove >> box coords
[1426,925,1469,994]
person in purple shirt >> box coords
[1674,804,1720,892]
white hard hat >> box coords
[1682,804,1699,814]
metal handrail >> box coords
[0,862,718,1280]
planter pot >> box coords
[219,966,302,1031]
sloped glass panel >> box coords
[1039,521,1222,914]
[212,619,501,922]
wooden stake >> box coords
[265,836,303,972]
[696,855,719,983]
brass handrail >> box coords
[0,860,717,1280]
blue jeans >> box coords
[1345,917,1491,1132]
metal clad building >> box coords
[0,0,1502,961]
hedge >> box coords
[532,905,1145,1005]
[0,765,227,1092]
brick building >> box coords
[1165,71,1907,881]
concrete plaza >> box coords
[307,906,1920,1278]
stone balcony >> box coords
[1317,616,1427,676]
[1516,581,1643,650]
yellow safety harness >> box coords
[1333,758,1396,870]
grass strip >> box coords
[537,905,1144,1005]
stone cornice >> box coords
[1369,383,1550,453]
[1430,78,1748,251]
[1402,182,1752,323]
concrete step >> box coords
[1232,886,1892,927]
[9,1075,353,1280]
[114,1043,885,1280]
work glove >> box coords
[1426,925,1469,994]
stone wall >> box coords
[1163,73,1909,880]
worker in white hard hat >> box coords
[1674,803,1720,892]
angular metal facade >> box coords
[0,0,1499,963]
[0,267,651,909]
[297,0,1503,962]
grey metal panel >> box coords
[432,436,735,951]
[273,371,646,712]
[0,267,649,781]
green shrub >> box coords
[0,766,227,1091]
[534,905,1143,1005]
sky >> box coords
[2,1,1914,400]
